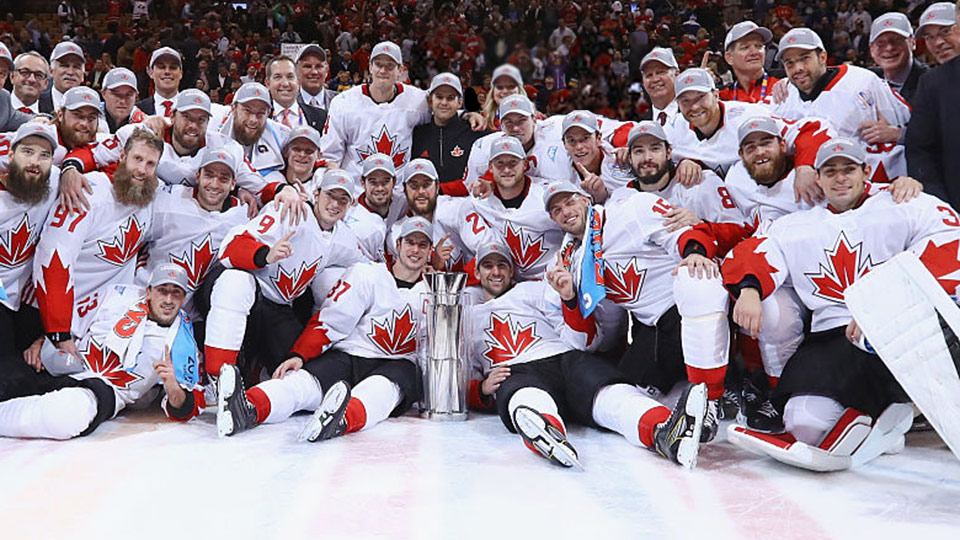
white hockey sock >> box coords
[351,375,402,432]
[0,388,98,440]
[507,387,564,432]
[592,383,664,447]
[783,395,846,446]
[249,369,323,424]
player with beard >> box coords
[33,128,162,359]
[467,241,708,469]
[0,264,205,440]
[0,124,60,358]
[343,153,408,262]
[217,82,291,187]
[215,217,433,442]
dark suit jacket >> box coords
[905,55,960,207]
[871,59,928,104]
[297,94,327,132]
[0,89,35,131]
[136,97,156,115]
[38,89,54,114]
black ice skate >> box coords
[654,382,707,469]
[216,364,258,437]
[737,376,784,433]
[512,405,584,471]
[700,398,722,443]
[298,380,351,443]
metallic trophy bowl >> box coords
[420,271,469,421]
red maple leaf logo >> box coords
[272,259,320,302]
[368,306,418,355]
[169,235,216,290]
[603,258,646,304]
[79,338,143,389]
[0,216,36,268]
[482,314,541,365]
[357,126,408,169]
[504,224,547,271]
[805,233,873,302]
[97,216,145,266]
[919,239,960,296]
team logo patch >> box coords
[80,339,143,389]
[170,235,216,290]
[272,259,321,302]
[603,258,646,304]
[0,216,36,268]
[357,126,408,169]
[97,215,145,266]
[504,224,548,271]
[482,314,541,365]
[855,91,875,109]
[450,145,463,157]
[805,232,874,302]
[368,306,418,355]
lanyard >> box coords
[733,72,769,102]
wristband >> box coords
[46,332,72,344]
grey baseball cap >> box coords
[737,116,782,146]
[319,168,355,200]
[362,153,396,178]
[370,41,402,65]
[476,242,514,267]
[102,68,138,91]
[0,42,12,69]
[149,263,190,292]
[174,89,211,114]
[627,121,669,148]
[492,64,524,87]
[488,135,526,162]
[10,122,58,151]
[724,21,774,50]
[640,47,679,70]
[51,41,84,63]
[295,43,327,63]
[498,95,536,119]
[814,138,867,169]
[428,72,463,96]
[403,158,439,184]
[149,46,182,68]
[870,13,914,43]
[775,28,825,61]
[396,216,433,241]
[62,86,103,113]
[284,126,322,150]
[916,2,957,36]
[542,181,587,209]
[562,110,600,136]
[233,82,271,106]
[199,146,237,172]
[674,68,716,97]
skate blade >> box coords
[679,384,707,469]
[297,383,348,442]
[216,368,238,438]
[514,409,584,471]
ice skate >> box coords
[737,377,784,433]
[654,383,707,469]
[701,398,721,443]
[512,405,584,470]
[216,364,258,437]
[298,380,351,443]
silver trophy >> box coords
[420,271,469,421]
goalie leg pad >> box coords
[782,394,846,446]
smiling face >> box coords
[919,23,960,64]
[492,75,520,104]
[869,32,914,73]
[676,89,720,131]
[500,112,534,146]
[172,109,210,153]
[231,101,269,146]
[52,55,84,93]
[396,232,432,273]
[476,253,514,298]
[196,162,236,211]
[562,126,601,168]
[430,85,462,124]
[369,55,401,87]
[313,188,352,230]
[781,48,828,94]
[361,169,396,207]
[146,283,187,326]
[629,134,672,187]
[817,157,871,211]
[5,137,54,204]
[296,52,329,95]
[268,58,299,108]
[11,54,50,103]
[404,174,438,217]
[739,132,789,185]
[725,34,767,75]
[547,191,590,236]
[58,106,100,148]
[150,57,183,97]
[284,139,318,178]
[490,154,525,192]
[641,62,676,106]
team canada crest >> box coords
[0,216,36,268]
[450,145,464,157]
[80,339,143,389]
[357,126,408,169]
[603,258,646,304]
[368,306,418,355]
[805,232,874,302]
[272,259,320,302]
[482,314,541,365]
[504,224,547,271]
[170,235,216,290]
[97,215,145,266]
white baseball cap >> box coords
[295,44,327,63]
[498,95,536,119]
[640,47,679,71]
[403,158,439,184]
[199,146,238,172]
[428,72,463,96]
[492,64,524,87]
[542,181,587,208]
[10,122,58,151]
[476,242,513,267]
[737,116,782,146]
[916,2,957,36]
[396,216,433,242]
[775,28,825,61]
[284,126,322,150]
[319,169,355,200]
[149,46,182,68]
[814,138,867,169]
[0,42,12,69]
[62,86,103,113]
[102,68,138,91]
[627,121,669,148]
[674,68,716,97]
[724,21,773,50]
[562,110,600,136]
[870,13,914,43]
[51,41,84,63]
[362,153,396,178]
[488,135,526,162]
[233,82,271,106]
[149,263,190,292]
[370,41,402,65]
[174,89,211,114]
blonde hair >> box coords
[482,78,529,131]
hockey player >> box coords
[343,153,408,262]
[772,28,911,185]
[203,169,366,379]
[560,110,634,202]
[278,126,322,194]
[0,124,60,357]
[0,264,205,440]
[99,68,147,134]
[33,128,163,358]
[723,139,960,470]
[215,217,434,441]
[469,241,709,469]
[216,82,290,188]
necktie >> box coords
[281,109,292,128]
[658,111,667,126]
[18,107,32,114]
[162,100,173,117]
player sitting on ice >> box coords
[0,264,205,439]
[469,241,708,469]
[723,139,960,471]
[216,217,434,441]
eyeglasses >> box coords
[16,68,47,81]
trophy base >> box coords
[420,410,468,422]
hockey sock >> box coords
[344,398,367,434]
[0,388,98,440]
[247,370,323,424]
[591,383,666,447]
[349,375,401,433]
[783,395,846,446]
[739,333,764,373]
[687,365,727,400]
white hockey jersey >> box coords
[664,100,770,178]
[385,195,472,272]
[343,204,387,263]
[218,203,366,305]
[320,83,431,180]
[289,261,427,362]
[772,64,911,183]
[722,189,960,332]
[33,172,152,337]
[216,115,290,186]
[620,170,748,225]
[723,161,817,229]
[0,168,60,310]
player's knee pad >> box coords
[674,274,730,370]
[783,394,845,446]
[205,270,257,353]
[0,387,97,440]
[353,375,402,430]
[507,387,559,428]
[673,272,729,318]
[757,288,806,378]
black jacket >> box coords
[38,89,54,114]
[871,59,928,104]
[905,55,960,206]
[411,115,490,194]
[297,94,327,132]
[136,96,156,115]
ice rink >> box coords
[1,407,959,540]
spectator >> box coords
[137,47,183,117]
[916,2,960,65]
[549,21,576,50]
[869,12,927,104]
[10,52,49,114]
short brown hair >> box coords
[123,128,164,156]
[265,55,295,79]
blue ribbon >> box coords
[578,206,606,317]
[170,314,200,387]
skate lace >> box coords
[755,400,778,418]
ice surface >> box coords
[1,409,959,540]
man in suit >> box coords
[10,52,50,115]
[39,42,86,114]
[267,55,315,130]
[295,44,337,129]
[136,47,183,118]
[868,12,928,104]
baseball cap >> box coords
[62,86,103,113]
[724,21,774,50]
[370,41,402,65]
[627,121,669,148]
[476,242,513,267]
[362,153,396,178]
[870,13,913,43]
[51,41,84,63]
[199,146,237,172]
[149,46,182,68]
[295,43,327,63]
[674,68,716,97]
[814,138,867,169]
[102,68,138,91]
[403,158,439,184]
[10,122,58,151]
[916,2,957,36]
[542,181,587,209]
[640,47,679,71]
[775,28,825,61]
[233,82,271,106]
[498,95,536,119]
[562,110,600,136]
[284,126,322,150]
[149,263,190,292]
[397,216,433,241]
[488,135,526,162]
[428,72,463,96]
[319,168,355,200]
[737,116,782,146]
[0,42,12,69]
[174,89,211,114]
[492,64,524,87]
